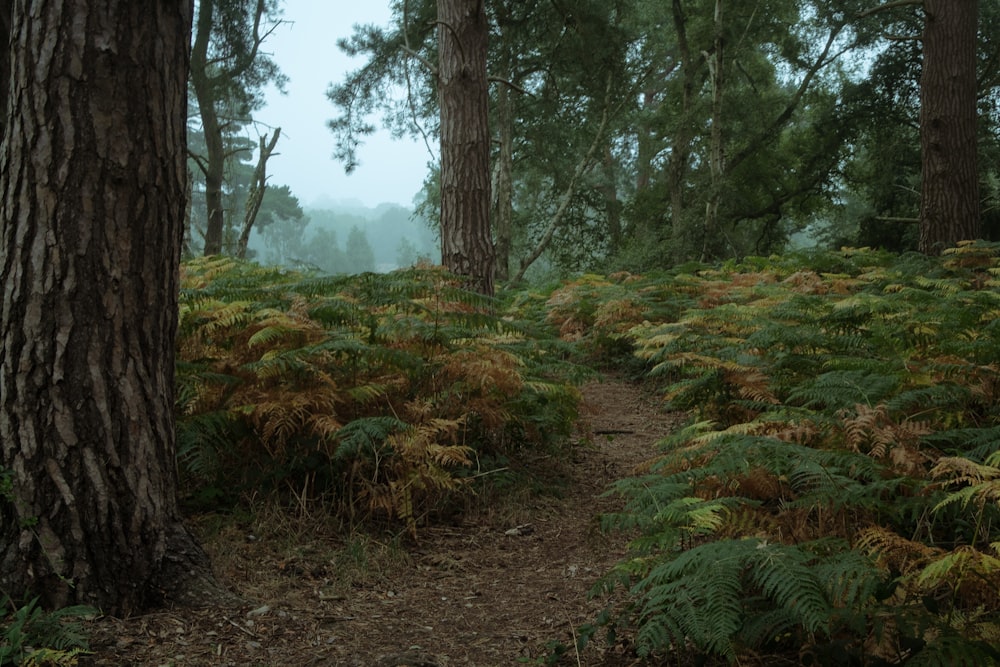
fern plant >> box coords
[0,597,93,666]
[176,259,586,529]
[589,244,1000,664]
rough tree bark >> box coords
[438,0,495,296]
[0,2,10,139]
[0,0,227,615]
[918,0,980,254]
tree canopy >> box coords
[329,0,999,278]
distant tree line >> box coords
[250,204,437,273]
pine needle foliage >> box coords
[176,258,584,530]
[573,244,1000,664]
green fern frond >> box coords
[787,369,900,410]
[748,542,834,635]
[923,425,1000,460]
[199,300,254,335]
[627,539,843,659]
[333,416,408,461]
[916,546,1000,590]
[914,276,965,294]
[21,647,91,666]
[810,541,884,612]
[344,383,388,404]
[246,323,301,349]
[887,383,972,417]
[176,410,242,481]
[905,634,1000,667]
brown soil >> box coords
[85,376,683,666]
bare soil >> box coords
[85,376,683,666]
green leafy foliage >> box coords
[0,597,93,666]
[576,243,1000,664]
[176,257,585,532]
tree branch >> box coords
[401,44,437,76]
[434,19,466,66]
[402,0,436,163]
[187,150,209,177]
[488,75,532,97]
[729,22,846,173]
[883,32,921,41]
[513,75,615,283]
[857,0,922,19]
[207,0,286,88]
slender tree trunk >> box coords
[600,143,623,255]
[191,0,226,256]
[438,0,495,296]
[184,167,195,257]
[636,89,657,193]
[703,0,725,260]
[667,0,700,262]
[0,0,224,615]
[919,0,980,254]
[493,75,514,282]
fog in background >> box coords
[245,3,437,271]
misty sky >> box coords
[255,3,432,209]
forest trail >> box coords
[87,376,683,666]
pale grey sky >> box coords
[255,3,432,209]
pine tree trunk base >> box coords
[148,524,243,609]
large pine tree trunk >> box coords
[438,0,495,296]
[919,0,980,254]
[0,0,220,615]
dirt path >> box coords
[87,376,682,666]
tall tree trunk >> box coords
[0,0,222,615]
[636,89,658,193]
[919,0,980,254]
[703,0,725,261]
[191,0,226,256]
[492,74,514,283]
[600,143,623,255]
[667,0,700,262]
[438,0,495,296]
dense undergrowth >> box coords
[175,257,587,533]
[8,246,1000,665]
[543,243,1000,665]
